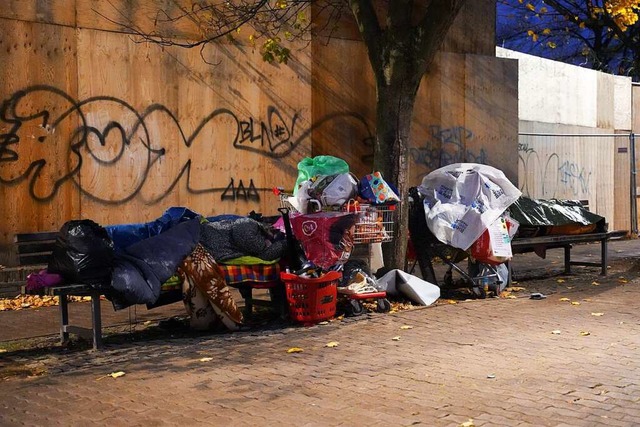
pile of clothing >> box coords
[45,208,287,332]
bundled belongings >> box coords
[199,217,286,263]
[507,197,606,237]
[418,163,521,252]
[410,163,521,298]
[179,244,244,331]
[290,212,357,270]
[48,219,115,291]
[109,218,201,310]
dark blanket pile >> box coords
[109,218,201,310]
[508,197,606,238]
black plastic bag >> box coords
[47,219,115,290]
[508,197,606,237]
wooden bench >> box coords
[13,231,287,349]
[509,199,628,276]
[510,230,628,276]
[407,188,629,284]
[15,232,104,350]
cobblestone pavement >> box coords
[1,240,640,426]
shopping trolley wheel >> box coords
[473,286,487,299]
[443,270,454,287]
[376,298,391,313]
[346,299,365,317]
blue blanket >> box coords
[109,218,201,310]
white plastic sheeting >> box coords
[418,163,521,251]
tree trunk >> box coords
[374,80,420,270]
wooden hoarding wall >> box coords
[0,0,517,265]
[0,1,311,264]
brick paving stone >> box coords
[2,241,640,425]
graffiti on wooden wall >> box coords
[0,85,373,204]
[409,125,488,174]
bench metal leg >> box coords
[90,292,103,350]
[601,238,608,276]
[238,287,253,322]
[59,293,69,344]
[564,246,572,274]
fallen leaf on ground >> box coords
[98,371,126,380]
[287,347,303,353]
[580,331,591,336]
[199,357,213,362]
[509,286,526,292]
[551,330,562,335]
[318,321,329,325]
[392,336,401,341]
[592,281,600,286]
[557,279,566,283]
[460,419,475,427]
[443,299,458,305]
[325,341,339,348]
[559,298,571,302]
[400,325,413,330]
[571,301,581,306]
[591,312,605,317]
[0,349,6,353]
[566,286,574,290]
[618,278,629,284]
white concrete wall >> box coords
[496,47,634,231]
[496,47,632,131]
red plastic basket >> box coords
[280,271,341,325]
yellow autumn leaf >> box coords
[559,297,571,302]
[199,357,213,362]
[460,418,475,427]
[392,336,401,341]
[592,281,600,286]
[287,347,303,353]
[400,325,413,330]
[325,341,339,348]
[551,330,562,334]
[571,301,581,306]
[526,3,536,11]
[557,279,566,283]
[0,349,6,353]
[444,299,458,305]
[543,28,551,35]
[591,312,605,317]
[580,331,591,336]
[110,371,126,378]
[509,286,526,292]
[619,278,629,284]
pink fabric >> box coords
[25,270,63,292]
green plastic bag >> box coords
[293,156,349,195]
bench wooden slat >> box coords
[16,254,51,266]
[12,231,104,350]
[15,232,59,243]
[16,241,56,255]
